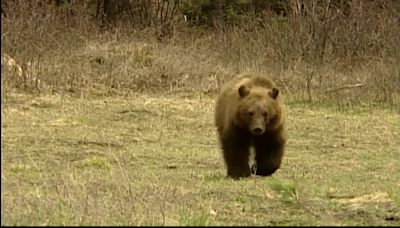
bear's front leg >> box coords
[253,154,281,176]
[253,133,285,176]
[221,133,251,179]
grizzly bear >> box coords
[214,72,287,179]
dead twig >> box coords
[325,83,364,93]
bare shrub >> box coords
[210,0,400,104]
[1,0,399,105]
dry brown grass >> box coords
[1,92,399,226]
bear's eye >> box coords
[262,112,268,117]
[248,111,254,116]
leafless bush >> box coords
[91,0,182,39]
[1,0,399,105]
[212,0,400,103]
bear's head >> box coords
[236,84,282,136]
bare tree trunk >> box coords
[204,0,224,30]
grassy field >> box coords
[1,91,399,226]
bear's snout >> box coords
[252,127,265,135]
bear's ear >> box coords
[269,87,279,99]
[238,85,250,97]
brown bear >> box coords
[214,72,287,179]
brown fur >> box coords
[214,72,287,179]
